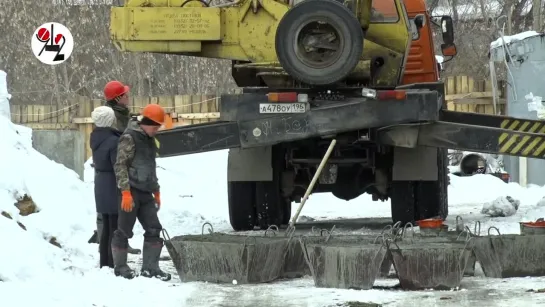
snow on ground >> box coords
[4,116,545,305]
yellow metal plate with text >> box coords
[128,7,221,41]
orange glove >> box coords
[153,191,161,209]
[121,190,134,212]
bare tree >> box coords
[1,1,238,107]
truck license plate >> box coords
[259,103,306,114]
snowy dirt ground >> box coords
[3,116,545,306]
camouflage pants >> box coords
[112,189,162,248]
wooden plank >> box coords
[73,113,221,123]
[200,95,210,123]
[158,96,174,118]
[180,95,192,125]
[92,99,102,110]
[445,91,494,101]
[484,78,493,92]
[132,96,149,114]
[51,104,58,123]
[61,103,71,124]
[77,96,88,118]
[460,75,469,94]
[43,105,51,123]
[11,105,20,123]
[72,117,94,124]
[466,77,477,113]
[27,105,35,123]
[455,76,468,113]
[82,98,93,119]
[451,98,506,105]
[178,112,220,119]
[446,77,455,95]
[190,95,200,124]
[35,105,45,123]
[468,77,475,93]
[20,105,28,123]
[23,123,77,130]
[150,96,158,105]
[173,95,184,125]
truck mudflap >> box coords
[154,89,441,157]
[376,111,545,159]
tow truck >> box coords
[109,0,545,231]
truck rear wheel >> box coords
[390,149,449,224]
[415,148,449,220]
[228,181,257,231]
[255,146,291,229]
[275,0,364,85]
[390,181,416,225]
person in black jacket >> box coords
[90,106,123,268]
[89,80,140,255]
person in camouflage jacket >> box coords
[111,104,170,281]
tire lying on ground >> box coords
[275,0,364,85]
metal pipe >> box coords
[288,139,337,228]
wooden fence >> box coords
[444,75,506,115]
[10,94,221,160]
[9,75,505,160]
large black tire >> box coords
[255,181,284,229]
[390,149,449,224]
[228,181,257,231]
[275,0,364,85]
[282,201,292,225]
[255,146,291,229]
[414,148,449,220]
[390,181,416,225]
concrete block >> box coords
[32,130,85,179]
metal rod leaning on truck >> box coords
[288,139,337,231]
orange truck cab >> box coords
[399,0,456,84]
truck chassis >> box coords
[155,83,545,230]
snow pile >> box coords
[490,31,540,49]
[481,195,520,217]
[0,116,97,282]
[537,196,545,207]
[448,173,539,206]
[0,70,11,120]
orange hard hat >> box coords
[104,81,129,101]
[141,104,165,125]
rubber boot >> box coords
[140,241,171,281]
[127,244,141,255]
[112,248,136,279]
